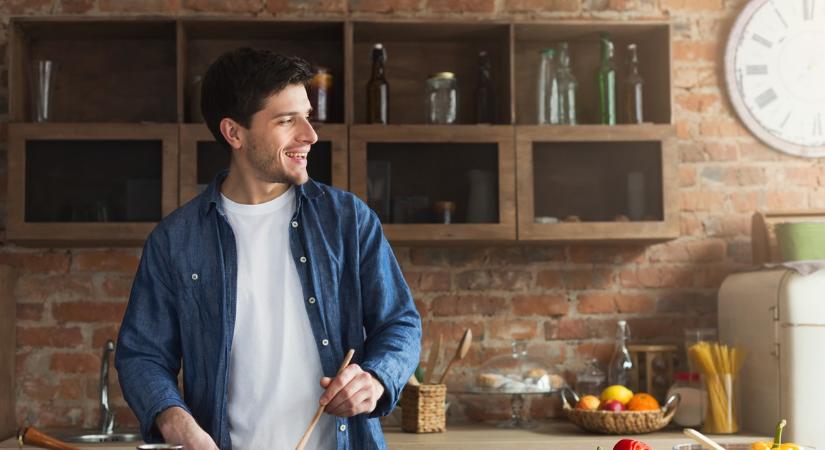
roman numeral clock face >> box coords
[725,0,825,157]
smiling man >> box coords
[115,48,421,450]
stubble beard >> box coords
[247,139,309,186]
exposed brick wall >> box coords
[2,0,822,429]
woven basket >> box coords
[400,384,446,433]
[562,389,680,434]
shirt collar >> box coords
[201,169,324,217]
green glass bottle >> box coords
[597,33,616,125]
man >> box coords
[116,48,421,450]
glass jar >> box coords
[309,66,332,123]
[667,372,707,428]
[574,358,606,396]
[470,340,566,393]
[426,72,458,124]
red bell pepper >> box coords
[612,439,652,450]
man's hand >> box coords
[156,406,219,450]
[319,364,385,417]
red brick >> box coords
[504,0,580,12]
[699,119,748,137]
[680,142,705,162]
[72,250,140,273]
[730,191,759,213]
[512,294,569,316]
[20,377,84,402]
[183,0,262,12]
[784,167,824,188]
[695,265,733,288]
[766,191,808,210]
[661,0,723,10]
[673,41,717,62]
[0,251,69,273]
[413,298,429,316]
[61,0,95,13]
[563,267,613,289]
[431,295,507,316]
[16,274,94,302]
[405,271,450,292]
[53,301,127,323]
[455,269,531,290]
[680,214,702,236]
[567,246,645,264]
[705,215,750,237]
[576,292,616,314]
[545,318,613,340]
[702,143,738,161]
[428,0,495,13]
[93,325,121,348]
[582,0,657,11]
[408,248,447,265]
[266,0,345,13]
[614,293,654,313]
[675,121,692,139]
[114,406,140,428]
[647,239,726,263]
[494,246,564,265]
[0,0,52,14]
[101,274,134,298]
[723,167,767,186]
[423,320,484,344]
[680,166,696,187]
[680,191,725,212]
[675,92,720,113]
[17,326,84,348]
[536,270,564,289]
[489,318,538,340]
[99,0,182,12]
[50,352,100,374]
[348,0,422,13]
[16,303,44,321]
[738,141,782,162]
[620,266,694,288]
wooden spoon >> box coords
[296,348,355,450]
[683,428,726,450]
[437,328,473,385]
[424,333,443,384]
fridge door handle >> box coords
[770,306,780,358]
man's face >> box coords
[236,83,317,185]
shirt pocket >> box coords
[179,267,222,324]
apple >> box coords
[575,395,601,411]
[601,400,625,412]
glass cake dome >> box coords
[469,340,566,394]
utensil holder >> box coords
[400,384,446,433]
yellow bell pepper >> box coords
[751,419,800,450]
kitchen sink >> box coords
[62,432,141,443]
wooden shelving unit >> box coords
[6,16,675,246]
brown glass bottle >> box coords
[623,43,644,124]
[367,43,389,124]
[475,50,495,124]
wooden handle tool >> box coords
[18,426,81,450]
[295,348,355,450]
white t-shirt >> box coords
[222,187,335,450]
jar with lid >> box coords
[574,358,606,397]
[308,66,332,123]
[426,72,458,124]
[667,372,707,428]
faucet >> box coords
[99,339,115,434]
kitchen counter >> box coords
[0,422,765,450]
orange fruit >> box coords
[626,393,660,411]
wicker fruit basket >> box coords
[561,389,681,434]
[400,384,447,433]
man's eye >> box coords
[279,118,294,125]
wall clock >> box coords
[725,0,825,157]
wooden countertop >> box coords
[0,422,765,450]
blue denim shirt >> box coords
[116,170,421,450]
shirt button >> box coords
[339,424,347,432]
[291,221,298,228]
[191,273,199,281]
[299,256,307,263]
[308,297,316,304]
[321,339,329,346]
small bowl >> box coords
[674,445,815,450]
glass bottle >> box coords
[608,320,633,386]
[575,358,607,396]
[556,42,578,125]
[597,33,617,125]
[537,48,560,124]
[308,65,332,123]
[425,72,458,124]
[475,50,495,124]
[367,43,389,124]
[624,43,644,124]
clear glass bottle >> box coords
[308,65,332,123]
[537,48,560,124]
[367,43,389,124]
[475,50,495,124]
[624,43,644,124]
[556,42,578,125]
[597,32,617,125]
[608,320,633,386]
[426,72,458,124]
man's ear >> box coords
[219,118,244,151]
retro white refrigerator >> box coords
[718,268,825,448]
